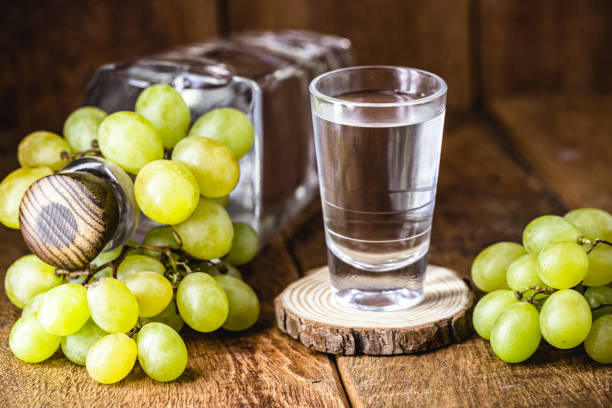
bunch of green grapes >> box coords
[1,84,264,384]
[1,84,256,251]
[6,248,261,384]
[471,208,612,364]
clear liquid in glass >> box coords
[313,89,445,310]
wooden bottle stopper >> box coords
[19,172,119,271]
[275,265,475,355]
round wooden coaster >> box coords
[275,265,475,355]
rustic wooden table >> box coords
[0,95,611,407]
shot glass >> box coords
[309,66,447,311]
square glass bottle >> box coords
[84,30,353,244]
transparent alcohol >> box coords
[310,66,447,311]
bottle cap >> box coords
[19,172,119,270]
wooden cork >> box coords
[19,172,119,270]
[275,265,474,355]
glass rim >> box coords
[309,65,448,108]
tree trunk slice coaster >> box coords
[275,265,475,355]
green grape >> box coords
[593,307,612,322]
[122,239,146,256]
[188,108,254,160]
[90,245,123,268]
[18,131,72,171]
[9,315,60,363]
[137,322,187,382]
[536,243,588,289]
[584,286,612,308]
[63,106,108,152]
[522,215,583,253]
[93,268,112,281]
[471,242,526,292]
[584,314,612,364]
[173,198,234,260]
[116,254,165,282]
[87,278,139,333]
[176,272,228,332]
[86,333,137,384]
[21,292,46,318]
[124,272,173,317]
[224,222,259,266]
[143,226,181,258]
[4,254,63,308]
[61,318,108,366]
[583,245,612,287]
[490,302,541,363]
[135,84,190,149]
[171,136,240,197]
[215,275,260,331]
[214,195,229,208]
[564,208,612,241]
[0,166,53,229]
[197,261,242,280]
[583,286,612,319]
[134,160,199,225]
[506,253,549,300]
[472,290,519,340]
[540,289,592,349]
[98,111,164,174]
[147,298,184,332]
[37,283,90,336]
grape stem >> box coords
[54,264,99,285]
[169,225,183,250]
[60,148,102,162]
[60,140,102,163]
[81,265,96,285]
[515,286,557,305]
[104,243,180,279]
[65,239,204,287]
[115,242,195,288]
[54,267,91,280]
[127,320,143,338]
[585,238,612,254]
[175,261,192,274]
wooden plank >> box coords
[490,94,612,210]
[337,339,611,408]
[284,114,612,407]
[0,158,348,408]
[479,0,612,100]
[0,0,220,139]
[227,0,473,111]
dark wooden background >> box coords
[2,0,611,142]
[1,1,612,407]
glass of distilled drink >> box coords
[309,66,447,311]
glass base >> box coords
[327,249,427,312]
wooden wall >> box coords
[0,0,219,136]
[2,0,611,144]
[478,0,612,100]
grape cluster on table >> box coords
[471,208,612,364]
[0,84,263,384]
